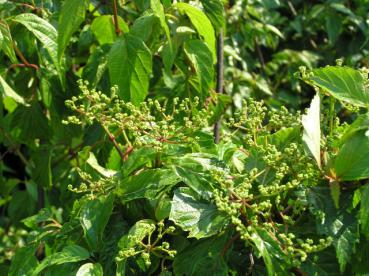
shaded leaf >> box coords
[0,75,27,105]
[173,233,229,275]
[360,185,369,240]
[200,0,225,31]
[9,245,38,276]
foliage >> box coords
[0,0,369,275]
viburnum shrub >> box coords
[9,64,369,275]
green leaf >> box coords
[200,0,225,31]
[121,147,157,176]
[118,219,156,250]
[31,145,52,188]
[302,93,321,168]
[169,187,228,239]
[176,3,216,62]
[173,234,229,275]
[86,152,117,178]
[130,14,159,43]
[184,40,214,100]
[32,245,90,275]
[91,15,129,45]
[309,66,369,107]
[332,131,369,181]
[116,168,180,203]
[0,21,17,63]
[325,13,342,45]
[76,263,103,276]
[0,75,28,106]
[360,185,369,240]
[12,13,63,83]
[108,34,152,105]
[80,194,114,251]
[251,228,287,276]
[151,0,171,45]
[9,245,38,276]
[58,0,88,60]
[330,180,340,209]
[82,45,109,88]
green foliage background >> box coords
[0,0,369,275]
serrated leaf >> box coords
[76,263,103,276]
[0,75,28,106]
[332,131,369,181]
[200,0,225,31]
[360,185,369,240]
[80,194,114,251]
[130,14,159,43]
[173,233,229,275]
[176,3,216,62]
[12,13,63,83]
[91,15,129,45]
[309,66,369,107]
[58,0,88,60]
[184,39,214,100]
[32,245,90,275]
[116,168,180,203]
[0,21,17,63]
[169,187,228,239]
[108,34,152,105]
[302,93,321,168]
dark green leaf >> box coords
[33,245,90,275]
[0,75,27,106]
[9,245,38,276]
[332,131,369,181]
[173,234,229,275]
[108,34,152,105]
[80,194,115,251]
[200,0,225,31]
[169,187,228,239]
[116,168,180,203]
[360,185,369,240]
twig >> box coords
[102,124,125,161]
[13,44,39,70]
[221,233,240,257]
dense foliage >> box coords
[0,0,369,275]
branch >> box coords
[102,124,125,161]
[214,29,224,144]
[112,0,121,35]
